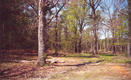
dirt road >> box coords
[0,56,131,80]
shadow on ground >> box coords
[0,66,37,79]
[0,50,66,63]
[54,60,104,67]
[0,52,37,63]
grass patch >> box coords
[66,53,115,62]
[65,53,131,64]
[98,54,116,62]
[125,60,131,64]
[99,54,116,57]
[98,54,131,63]
[66,53,91,58]
[111,56,131,63]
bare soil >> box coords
[0,51,131,80]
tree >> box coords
[54,2,66,55]
[77,0,88,53]
[0,0,38,50]
[61,0,88,53]
[101,0,128,54]
[88,0,102,55]
[127,0,131,57]
[61,7,79,52]
[37,0,67,66]
[37,0,45,66]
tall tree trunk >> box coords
[54,15,58,55]
[90,42,93,52]
[74,38,78,53]
[88,0,101,55]
[0,23,3,50]
[127,0,131,57]
[54,31,58,55]
[78,37,82,53]
[0,23,4,50]
[86,41,89,53]
[112,29,116,54]
[104,30,107,52]
[0,1,3,50]
[64,25,68,50]
[78,31,82,53]
[92,5,98,55]
[93,27,98,54]
[58,30,62,50]
[104,38,107,52]
[74,27,78,53]
[37,0,46,66]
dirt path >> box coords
[46,63,131,80]
[44,57,131,80]
[0,57,131,80]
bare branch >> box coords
[24,0,38,16]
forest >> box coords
[0,0,131,80]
